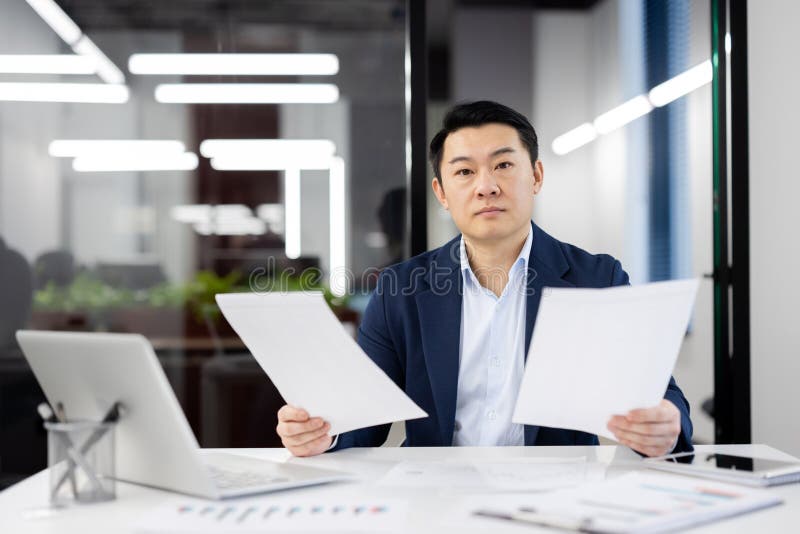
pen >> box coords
[39,402,79,499]
[474,508,596,532]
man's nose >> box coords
[475,169,500,197]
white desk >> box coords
[1,444,798,533]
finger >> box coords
[626,405,674,423]
[608,420,676,437]
[292,434,333,458]
[616,435,670,458]
[610,426,672,448]
[277,417,325,438]
[282,422,331,448]
[608,415,629,427]
[277,405,309,422]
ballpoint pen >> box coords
[38,402,78,499]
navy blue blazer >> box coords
[331,221,694,453]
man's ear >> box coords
[432,177,449,210]
[532,160,544,195]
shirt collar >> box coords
[459,223,533,280]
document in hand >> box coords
[512,278,699,441]
[216,292,427,436]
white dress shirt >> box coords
[452,226,532,446]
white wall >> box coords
[748,0,800,456]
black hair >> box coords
[428,100,539,181]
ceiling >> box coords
[56,0,407,32]
[56,0,602,32]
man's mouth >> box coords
[476,206,504,215]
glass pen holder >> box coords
[45,420,116,506]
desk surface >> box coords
[1,444,798,533]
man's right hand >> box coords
[276,405,332,457]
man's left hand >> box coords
[607,399,681,457]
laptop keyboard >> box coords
[206,464,290,490]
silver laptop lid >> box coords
[17,330,218,498]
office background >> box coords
[0,0,797,489]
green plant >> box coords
[33,273,136,313]
[32,268,350,324]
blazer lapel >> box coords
[523,222,575,445]
[416,237,462,446]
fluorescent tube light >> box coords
[72,152,198,172]
[329,157,347,297]
[193,218,266,236]
[72,37,125,84]
[593,95,653,135]
[50,140,185,158]
[284,169,301,259]
[0,82,129,103]
[213,204,252,221]
[129,53,339,76]
[551,123,598,156]
[200,139,336,159]
[210,155,333,171]
[0,55,95,74]
[256,204,285,235]
[170,204,212,224]
[154,83,339,104]
[649,61,712,107]
[25,0,82,45]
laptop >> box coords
[16,330,352,499]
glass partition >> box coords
[0,0,407,486]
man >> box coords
[276,101,693,458]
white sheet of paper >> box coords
[378,458,605,492]
[216,292,427,436]
[512,279,699,441]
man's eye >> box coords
[496,161,513,170]
[455,169,472,176]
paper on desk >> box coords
[216,292,427,436]
[443,472,782,533]
[512,279,699,441]
[378,458,605,492]
[136,497,407,533]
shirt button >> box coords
[454,421,462,431]
[490,356,501,367]
[487,410,496,420]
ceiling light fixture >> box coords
[50,140,185,157]
[24,0,125,85]
[0,82,128,103]
[551,123,598,156]
[154,83,339,104]
[129,53,339,76]
[0,54,95,74]
[648,60,713,108]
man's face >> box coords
[432,123,543,244]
